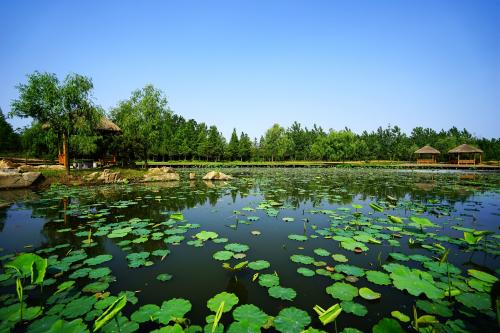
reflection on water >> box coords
[0,168,499,332]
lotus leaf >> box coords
[5,253,47,284]
[232,304,268,327]
[456,292,490,311]
[273,307,311,333]
[332,254,348,263]
[409,216,435,228]
[46,319,89,333]
[84,254,113,266]
[416,300,452,317]
[248,260,270,270]
[467,269,498,284]
[297,267,315,277]
[359,287,381,300]
[290,254,314,265]
[224,243,250,253]
[268,286,297,300]
[389,264,443,299]
[157,298,192,324]
[372,318,405,333]
[288,234,308,241]
[93,294,127,331]
[62,296,97,318]
[213,251,234,261]
[258,274,279,287]
[207,291,239,313]
[83,281,109,293]
[390,311,409,323]
[164,235,184,244]
[101,315,139,333]
[335,264,365,277]
[313,248,330,257]
[340,301,367,317]
[365,270,391,285]
[325,282,358,301]
[195,231,218,241]
[152,249,170,257]
[89,267,112,279]
[131,304,160,323]
[157,273,173,282]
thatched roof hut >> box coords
[448,144,483,165]
[414,145,440,155]
[96,117,121,133]
[448,144,483,154]
[414,145,440,164]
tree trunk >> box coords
[63,132,70,175]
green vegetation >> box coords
[2,71,499,165]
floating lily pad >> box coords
[326,282,358,301]
[290,254,315,265]
[232,304,268,328]
[195,231,218,241]
[258,274,279,287]
[372,318,404,333]
[313,248,330,257]
[359,287,381,300]
[157,273,173,282]
[248,260,270,270]
[224,243,250,253]
[84,254,113,266]
[213,251,234,261]
[297,267,315,277]
[391,310,410,323]
[366,270,391,285]
[207,292,239,313]
[274,307,311,333]
[157,298,192,324]
[268,286,297,300]
[340,301,367,317]
[288,234,308,241]
[335,264,365,277]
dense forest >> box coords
[1,72,499,163]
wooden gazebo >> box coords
[448,144,483,165]
[414,145,440,164]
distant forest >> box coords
[1,73,499,163]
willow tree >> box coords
[111,85,172,167]
[10,71,100,174]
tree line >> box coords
[1,72,499,168]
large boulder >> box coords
[0,159,19,169]
[0,171,42,189]
[202,171,233,181]
[143,167,180,182]
[98,169,125,184]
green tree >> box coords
[0,108,19,153]
[262,124,290,161]
[111,84,172,167]
[238,132,252,161]
[226,128,239,160]
[11,71,100,174]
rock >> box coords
[202,171,233,181]
[0,171,42,189]
[98,169,125,184]
[143,167,180,182]
[0,159,19,169]
[189,172,196,180]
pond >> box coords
[0,168,499,333]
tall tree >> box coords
[111,84,172,167]
[0,108,19,153]
[238,132,252,161]
[11,71,100,174]
[227,128,239,160]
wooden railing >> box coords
[416,159,435,164]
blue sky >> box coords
[1,0,499,139]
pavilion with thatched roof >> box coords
[414,145,440,164]
[448,144,483,165]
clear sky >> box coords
[1,0,499,139]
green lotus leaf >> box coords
[268,286,297,301]
[131,304,160,323]
[232,304,268,327]
[366,270,391,285]
[55,280,75,294]
[456,292,491,311]
[62,296,97,319]
[27,315,59,333]
[290,254,315,265]
[389,264,443,299]
[325,282,358,301]
[152,249,170,257]
[313,248,330,257]
[388,252,409,261]
[340,240,368,252]
[195,231,218,241]
[335,264,365,277]
[164,235,185,244]
[213,251,234,261]
[288,234,308,241]
[207,292,239,313]
[248,260,270,270]
[340,301,367,317]
[157,298,192,324]
[390,310,410,323]
[258,274,280,287]
[89,267,112,279]
[359,287,381,300]
[416,300,452,317]
[273,307,311,333]
[409,216,436,228]
[84,254,113,266]
[82,281,109,293]
[467,269,498,284]
[331,254,348,263]
[372,318,405,333]
[157,273,173,282]
[46,319,89,333]
[101,314,139,333]
[224,243,250,253]
[297,267,315,277]
[424,261,461,275]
